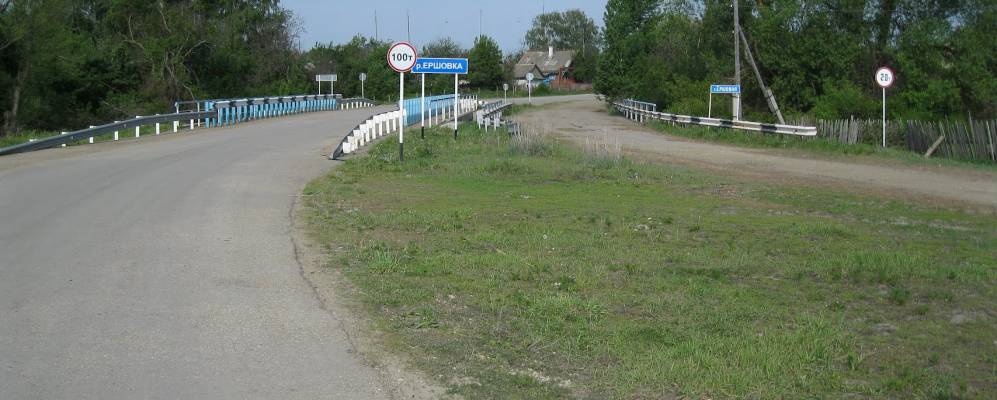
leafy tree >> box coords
[525,9,601,51]
[594,0,997,120]
[596,0,660,99]
[0,0,306,137]
[468,35,503,89]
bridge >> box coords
[0,92,518,399]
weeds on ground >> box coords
[304,123,996,399]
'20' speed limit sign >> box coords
[387,42,417,72]
[875,67,895,88]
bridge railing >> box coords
[332,94,480,159]
[614,98,817,136]
[475,101,512,130]
[0,94,374,156]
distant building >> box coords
[514,47,577,89]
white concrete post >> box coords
[156,121,160,135]
[135,116,141,137]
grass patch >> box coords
[304,123,996,399]
[645,121,997,170]
[0,130,58,148]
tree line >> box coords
[0,0,304,136]
[11,1,985,137]
[596,0,996,121]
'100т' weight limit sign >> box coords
[388,42,417,162]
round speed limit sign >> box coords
[387,42,417,72]
[875,67,895,88]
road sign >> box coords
[315,74,337,82]
[412,58,468,74]
[503,83,509,91]
[875,67,894,88]
[359,73,367,81]
[387,42,417,72]
[875,66,895,148]
[710,84,740,94]
[526,72,534,82]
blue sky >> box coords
[282,0,608,52]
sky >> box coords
[281,0,608,53]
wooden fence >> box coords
[789,116,996,163]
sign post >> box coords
[503,83,509,103]
[709,84,740,119]
[412,58,468,140]
[359,73,367,99]
[316,74,337,95]
[388,42,417,161]
[875,67,895,148]
[454,74,459,139]
[526,73,534,104]
[421,73,426,139]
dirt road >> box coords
[515,95,997,208]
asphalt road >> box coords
[0,105,400,399]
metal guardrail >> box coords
[614,99,816,136]
[475,101,512,130]
[0,110,217,156]
[331,95,479,160]
[0,95,374,156]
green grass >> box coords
[644,120,997,170]
[0,130,57,148]
[303,123,996,399]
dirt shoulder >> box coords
[513,96,997,209]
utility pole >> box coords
[374,10,379,41]
[733,0,741,121]
[739,29,785,124]
[407,10,411,43]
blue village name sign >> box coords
[710,84,741,94]
[412,58,469,74]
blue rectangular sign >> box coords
[710,84,741,94]
[412,58,469,74]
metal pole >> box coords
[421,74,425,139]
[708,93,712,118]
[454,74,458,139]
[361,79,365,99]
[882,88,887,148]
[400,72,405,161]
[733,0,741,121]
[528,82,532,104]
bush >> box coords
[811,81,880,119]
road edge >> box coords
[288,193,455,400]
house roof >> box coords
[513,64,544,80]
[515,50,576,75]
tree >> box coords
[593,0,995,120]
[0,0,306,137]
[468,36,503,89]
[596,0,660,99]
[525,10,601,51]
[420,37,467,95]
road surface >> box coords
[0,106,402,399]
[514,95,997,208]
